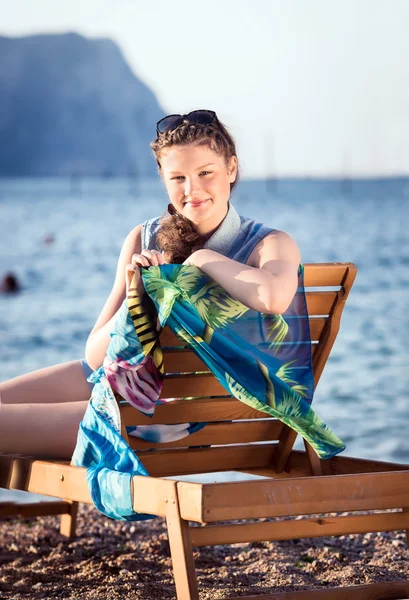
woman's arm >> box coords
[85,225,143,370]
[85,226,166,371]
[185,230,300,314]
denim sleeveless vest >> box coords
[141,203,274,263]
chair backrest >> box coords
[119,263,357,477]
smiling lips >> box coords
[184,198,210,208]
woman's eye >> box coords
[170,172,211,180]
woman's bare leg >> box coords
[0,360,91,459]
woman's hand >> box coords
[125,249,166,295]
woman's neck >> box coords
[193,205,229,239]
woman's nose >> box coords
[184,178,201,198]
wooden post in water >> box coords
[264,131,277,196]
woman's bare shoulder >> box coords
[125,223,143,243]
[247,229,301,268]
[119,223,143,258]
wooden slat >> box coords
[163,342,317,378]
[240,463,313,481]
[3,458,92,503]
[161,320,327,351]
[139,444,277,477]
[303,262,354,287]
[121,397,276,426]
[129,420,284,450]
[284,450,409,476]
[190,511,409,546]
[306,317,326,340]
[177,469,409,522]
[236,451,409,482]
[163,350,209,372]
[161,358,320,400]
[0,456,175,517]
[223,580,409,600]
[241,453,409,487]
[161,327,188,347]
[128,475,186,517]
[161,374,227,398]
[163,295,335,325]
[324,453,409,476]
[0,501,71,519]
[162,318,327,374]
[305,291,337,315]
[164,348,318,374]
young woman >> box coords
[0,110,300,459]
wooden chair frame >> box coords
[1,262,409,599]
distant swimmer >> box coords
[0,273,20,294]
[43,234,55,246]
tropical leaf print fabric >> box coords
[141,264,344,458]
[72,263,345,521]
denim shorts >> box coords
[80,358,95,391]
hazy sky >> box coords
[1,0,409,177]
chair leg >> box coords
[165,491,199,600]
[60,500,79,539]
[402,507,409,548]
[303,439,326,475]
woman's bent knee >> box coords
[0,360,92,405]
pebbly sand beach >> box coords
[1,504,409,599]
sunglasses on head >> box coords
[156,109,217,135]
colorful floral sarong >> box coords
[72,264,345,521]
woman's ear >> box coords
[227,155,238,183]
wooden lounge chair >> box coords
[1,262,409,599]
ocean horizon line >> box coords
[0,174,409,183]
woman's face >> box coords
[160,143,237,235]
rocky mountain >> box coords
[0,33,166,176]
